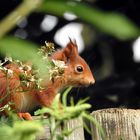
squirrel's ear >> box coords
[51,39,78,63]
[62,38,78,62]
[51,50,65,61]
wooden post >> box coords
[35,117,85,140]
[65,117,85,140]
[90,108,140,140]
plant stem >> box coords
[50,116,56,140]
[0,0,43,38]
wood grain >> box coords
[35,117,85,140]
[91,108,140,140]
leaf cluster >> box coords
[35,87,105,140]
[0,115,43,140]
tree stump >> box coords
[35,117,85,140]
[91,108,140,140]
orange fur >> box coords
[0,40,95,120]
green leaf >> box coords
[83,121,91,134]
[0,120,43,140]
[57,135,64,140]
[76,97,90,106]
[62,86,72,106]
[0,36,38,60]
[0,36,51,77]
[83,113,105,139]
[39,1,140,40]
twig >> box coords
[0,0,43,38]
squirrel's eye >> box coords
[76,65,84,73]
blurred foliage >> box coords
[0,36,51,77]
[0,36,38,60]
[39,1,140,40]
[0,0,139,40]
[0,0,42,38]
[0,88,105,140]
[0,0,139,65]
[0,115,43,140]
[35,87,105,140]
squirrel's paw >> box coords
[18,112,33,120]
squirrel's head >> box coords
[51,38,95,87]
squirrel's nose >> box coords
[90,78,95,85]
[90,80,95,85]
[87,76,95,85]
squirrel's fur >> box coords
[0,40,95,120]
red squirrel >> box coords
[0,39,95,120]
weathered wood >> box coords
[35,117,85,140]
[65,117,85,140]
[91,108,140,140]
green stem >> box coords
[50,116,57,140]
[0,0,43,38]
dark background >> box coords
[1,0,140,112]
